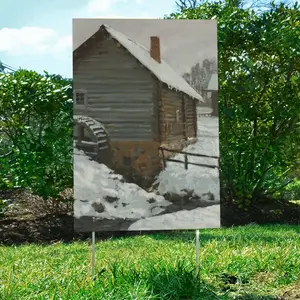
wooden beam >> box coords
[159,82,166,142]
[158,146,219,159]
[181,93,187,141]
[157,80,163,143]
[193,99,197,137]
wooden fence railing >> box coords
[159,146,219,170]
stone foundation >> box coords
[111,141,162,186]
[108,138,197,187]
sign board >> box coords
[73,19,220,232]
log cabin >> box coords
[73,24,203,182]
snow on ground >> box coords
[129,205,220,230]
[130,107,220,229]
[74,106,220,230]
[155,107,220,200]
[74,147,171,220]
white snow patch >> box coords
[74,107,221,230]
[129,205,220,230]
[74,148,171,220]
[155,107,220,200]
[198,106,213,115]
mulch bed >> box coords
[221,199,300,227]
[0,188,141,245]
[0,188,299,245]
[0,214,80,245]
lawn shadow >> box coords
[144,269,218,299]
[95,260,221,299]
[93,260,283,300]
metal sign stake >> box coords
[91,231,96,279]
[195,229,200,277]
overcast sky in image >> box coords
[73,19,217,75]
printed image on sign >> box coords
[73,19,220,232]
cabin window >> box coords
[74,90,87,106]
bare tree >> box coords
[175,0,291,10]
[0,61,16,73]
[182,72,191,84]
[0,61,5,73]
[175,0,243,10]
[176,0,200,10]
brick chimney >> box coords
[150,36,161,63]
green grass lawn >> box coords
[0,224,299,300]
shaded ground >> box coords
[0,214,80,245]
[0,188,78,245]
[0,189,142,245]
[0,188,299,246]
[221,198,300,227]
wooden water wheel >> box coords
[73,115,112,166]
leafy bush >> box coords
[168,1,300,206]
[280,180,300,201]
[0,70,73,199]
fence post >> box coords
[184,153,188,170]
[161,148,166,168]
[78,125,84,143]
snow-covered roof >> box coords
[204,73,218,91]
[75,24,203,102]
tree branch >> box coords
[176,0,199,10]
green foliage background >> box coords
[0,0,299,209]
[168,0,300,206]
[0,70,73,199]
